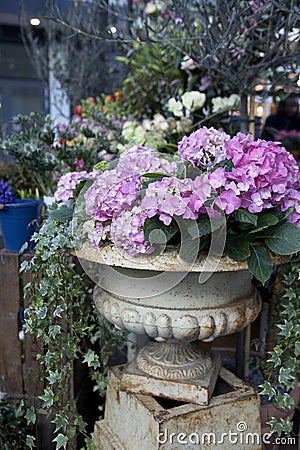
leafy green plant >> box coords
[0,113,58,196]
[259,256,300,435]
[116,39,185,119]
[0,399,35,450]
[21,209,127,449]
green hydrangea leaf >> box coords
[248,245,274,284]
[232,208,258,226]
[249,212,279,234]
[144,216,179,244]
[226,234,250,261]
[263,222,300,255]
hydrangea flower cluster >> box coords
[54,127,300,261]
[54,170,99,204]
[141,177,196,225]
[110,205,153,255]
[0,181,16,207]
[225,133,299,214]
[178,126,230,169]
[84,166,142,222]
[118,145,177,175]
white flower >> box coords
[180,55,197,72]
[152,113,170,132]
[212,94,240,113]
[167,98,184,117]
[168,92,206,118]
[182,91,206,112]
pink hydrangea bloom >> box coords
[54,170,91,203]
[110,205,153,255]
[225,133,299,213]
[188,176,212,214]
[281,189,300,226]
[141,176,197,225]
[119,145,178,175]
[214,189,242,214]
[178,126,230,169]
[84,166,142,222]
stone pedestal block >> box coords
[121,350,221,405]
[94,365,262,450]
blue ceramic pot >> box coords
[0,199,43,253]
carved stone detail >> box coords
[94,287,261,342]
[136,341,212,379]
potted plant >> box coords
[0,180,42,253]
[52,126,300,414]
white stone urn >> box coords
[77,242,262,405]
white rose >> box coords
[181,91,206,113]
[167,98,183,117]
[212,94,240,113]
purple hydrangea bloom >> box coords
[110,205,153,255]
[83,220,110,249]
[84,166,142,222]
[225,133,300,213]
[119,145,178,175]
[141,176,196,225]
[0,181,16,206]
[54,171,90,203]
[178,126,230,169]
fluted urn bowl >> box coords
[77,243,262,384]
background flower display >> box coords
[55,126,300,285]
[0,98,124,198]
[276,129,300,162]
[56,95,124,170]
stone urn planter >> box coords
[77,242,262,405]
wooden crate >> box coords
[0,250,56,449]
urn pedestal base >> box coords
[121,349,221,405]
[95,365,262,450]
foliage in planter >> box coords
[116,39,185,120]
[21,212,127,449]
[0,399,35,450]
[0,160,38,199]
[259,256,300,436]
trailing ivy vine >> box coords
[259,256,300,436]
[21,211,127,449]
